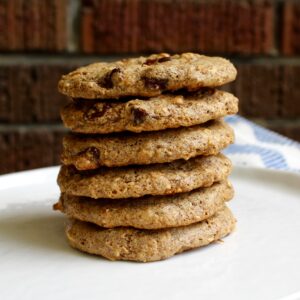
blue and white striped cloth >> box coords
[224,115,300,173]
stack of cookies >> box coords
[54,53,238,262]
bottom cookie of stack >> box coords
[54,180,236,262]
[65,206,235,262]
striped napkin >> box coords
[224,115,300,173]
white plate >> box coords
[0,166,300,300]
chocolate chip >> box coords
[131,107,148,126]
[142,77,168,90]
[79,147,100,161]
[144,56,171,66]
[84,103,112,120]
[87,147,100,159]
[157,56,171,63]
[144,58,157,66]
[98,68,120,89]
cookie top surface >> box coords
[55,180,234,229]
[58,53,237,99]
[57,154,232,199]
[61,119,234,170]
[65,205,236,262]
[61,89,238,134]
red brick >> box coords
[23,0,39,49]
[0,0,67,51]
[227,63,300,119]
[80,0,274,54]
[81,7,95,53]
[280,66,300,118]
[6,0,24,50]
[228,64,281,118]
[0,2,6,47]
[0,127,65,174]
[55,0,67,50]
[0,64,77,123]
[282,1,300,55]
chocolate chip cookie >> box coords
[54,180,233,229]
[61,89,238,133]
[57,154,232,199]
[58,53,237,99]
[65,205,236,262]
[61,119,234,170]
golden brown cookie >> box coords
[61,119,234,170]
[65,205,236,262]
[57,154,232,199]
[58,53,237,99]
[54,180,234,229]
[61,90,238,133]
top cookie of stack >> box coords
[56,53,238,262]
[59,53,236,99]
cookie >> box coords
[54,180,233,229]
[57,154,232,199]
[58,53,237,99]
[61,89,238,134]
[61,119,234,170]
[65,205,235,262]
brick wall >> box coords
[1,0,300,174]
